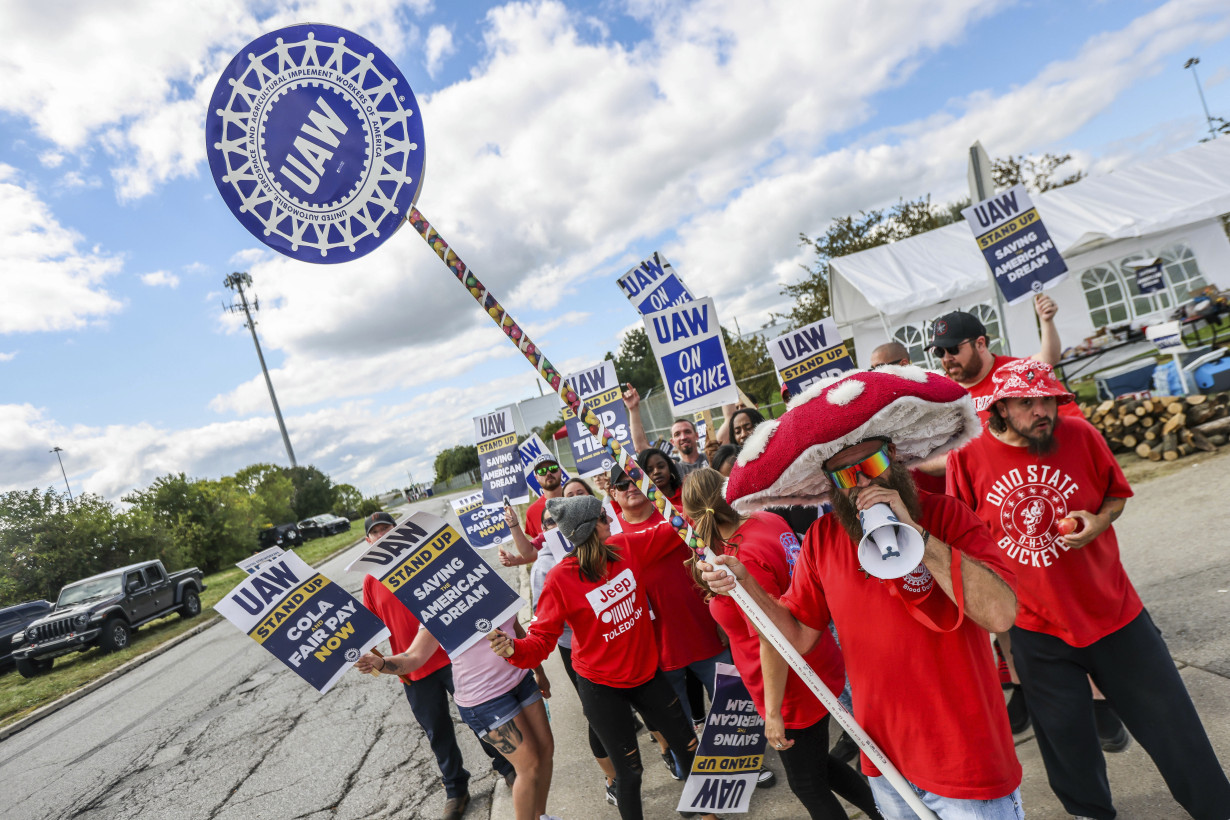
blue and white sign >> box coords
[961,184,1068,305]
[206,24,426,263]
[617,253,695,315]
[215,552,389,694]
[518,433,569,497]
[450,491,510,549]
[475,407,528,508]
[562,361,632,477]
[766,317,856,398]
[346,512,524,658]
[677,663,766,814]
[645,297,738,415]
[1134,261,1166,294]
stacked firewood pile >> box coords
[1082,393,1230,462]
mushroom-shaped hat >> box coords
[725,365,979,512]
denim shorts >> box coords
[869,777,1024,820]
[456,671,541,737]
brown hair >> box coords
[681,467,746,597]
[573,526,621,584]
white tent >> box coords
[830,138,1230,367]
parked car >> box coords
[297,514,352,539]
[0,600,53,671]
[11,560,206,678]
[257,522,302,550]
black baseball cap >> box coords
[364,511,396,535]
[927,311,986,351]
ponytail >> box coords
[681,467,746,597]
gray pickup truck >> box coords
[11,560,206,678]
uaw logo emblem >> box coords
[206,24,425,263]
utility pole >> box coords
[223,272,298,467]
[1184,57,1218,141]
[50,446,73,501]
[968,140,1013,355]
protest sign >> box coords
[518,433,570,497]
[617,252,694,316]
[450,491,510,549]
[346,512,524,658]
[645,297,738,415]
[215,552,389,694]
[767,317,856,398]
[678,663,766,814]
[237,546,285,575]
[962,184,1068,305]
[475,407,527,508]
[562,361,632,477]
[1131,260,1165,294]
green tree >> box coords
[538,417,566,441]
[284,465,337,520]
[233,463,296,526]
[123,474,258,574]
[432,444,480,483]
[992,152,1084,193]
[721,327,777,406]
[332,483,364,520]
[606,327,663,395]
[357,496,383,518]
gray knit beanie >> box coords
[545,495,603,545]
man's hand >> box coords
[853,485,917,531]
[1061,509,1108,549]
[498,548,518,567]
[622,383,641,411]
[355,651,387,676]
[1035,293,1057,322]
[488,628,515,658]
[697,554,745,595]
[503,507,520,530]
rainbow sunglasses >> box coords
[825,443,891,489]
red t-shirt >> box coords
[524,495,548,538]
[708,512,845,729]
[779,492,1021,800]
[946,416,1139,647]
[612,513,724,670]
[509,553,658,687]
[362,574,450,682]
[966,355,1084,423]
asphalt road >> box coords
[0,492,504,820]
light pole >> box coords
[1184,57,1218,141]
[223,272,298,467]
[50,446,73,501]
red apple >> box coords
[1056,517,1080,536]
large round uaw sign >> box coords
[206,24,425,263]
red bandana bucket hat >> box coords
[725,365,979,511]
[986,359,1074,405]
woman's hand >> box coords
[697,554,746,595]
[765,712,792,752]
[488,628,515,658]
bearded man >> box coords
[947,360,1230,820]
[701,367,1024,819]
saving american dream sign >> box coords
[475,407,528,508]
[766,316,855,398]
[346,512,524,658]
[961,184,1068,305]
[645,297,738,415]
[206,24,426,262]
[677,663,767,814]
[617,252,695,315]
[215,552,389,694]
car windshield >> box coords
[58,576,123,607]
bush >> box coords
[357,497,383,519]
[123,474,258,574]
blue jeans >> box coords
[456,670,540,736]
[663,647,732,721]
[868,777,1024,820]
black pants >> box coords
[576,671,698,820]
[1011,609,1230,819]
[558,644,610,760]
[780,715,883,820]
[402,665,514,798]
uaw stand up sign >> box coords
[206,24,425,262]
[206,24,938,818]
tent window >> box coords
[1159,243,1208,303]
[1081,267,1130,328]
[965,302,1004,356]
[892,324,932,367]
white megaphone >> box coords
[857,503,925,580]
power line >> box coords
[223,272,298,468]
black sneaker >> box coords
[1006,685,1031,734]
[830,732,858,764]
[605,781,618,806]
[756,768,776,788]
[1094,700,1130,753]
[663,751,684,780]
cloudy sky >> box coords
[3,0,1230,501]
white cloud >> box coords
[424,24,455,77]
[0,165,123,334]
[140,270,180,288]
[38,150,64,168]
[0,351,16,362]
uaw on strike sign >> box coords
[347,512,524,658]
[215,552,389,693]
[205,24,426,263]
[645,297,738,415]
[961,184,1068,304]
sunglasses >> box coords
[534,464,561,476]
[930,339,972,357]
[825,445,891,490]
[610,467,644,491]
